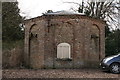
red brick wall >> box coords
[24,15,105,69]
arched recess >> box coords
[57,43,71,59]
[90,24,100,54]
[29,24,39,67]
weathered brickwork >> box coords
[24,13,106,69]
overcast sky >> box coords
[17,0,119,29]
[17,0,82,19]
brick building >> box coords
[24,11,106,69]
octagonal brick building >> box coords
[24,11,106,69]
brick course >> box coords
[24,14,106,69]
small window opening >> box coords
[57,43,71,59]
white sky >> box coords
[17,0,119,29]
[17,0,82,19]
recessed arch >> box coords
[90,24,100,54]
[29,23,39,67]
[91,24,100,37]
[30,24,37,31]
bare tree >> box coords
[64,0,120,29]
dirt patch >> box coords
[2,69,119,78]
